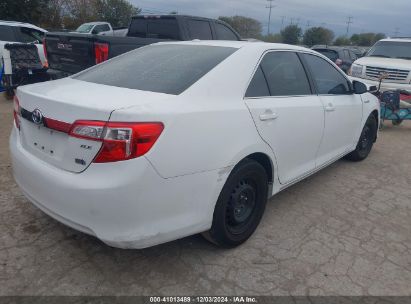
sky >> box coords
[130,0,410,37]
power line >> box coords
[266,0,276,35]
[346,16,353,36]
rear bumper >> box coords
[351,76,411,92]
[10,127,224,249]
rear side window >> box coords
[215,23,238,41]
[313,49,339,62]
[0,25,16,41]
[74,44,237,95]
[188,20,213,40]
[128,18,181,40]
[257,52,311,96]
[302,54,351,95]
[19,27,45,43]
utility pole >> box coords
[266,0,276,35]
[281,16,286,30]
[305,20,311,30]
[346,16,353,36]
[394,27,400,37]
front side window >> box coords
[188,20,212,40]
[215,23,238,41]
[302,54,351,95]
[93,25,109,33]
[313,49,339,62]
[74,44,237,95]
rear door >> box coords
[245,51,324,184]
[301,53,363,166]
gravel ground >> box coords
[0,92,410,296]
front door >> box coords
[301,53,363,166]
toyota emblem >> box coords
[32,109,44,125]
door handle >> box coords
[259,112,278,121]
[325,104,335,112]
[364,99,370,104]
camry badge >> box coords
[32,109,44,125]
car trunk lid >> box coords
[16,78,171,173]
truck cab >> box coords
[349,38,411,92]
[74,22,114,36]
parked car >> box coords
[312,46,357,73]
[10,41,379,249]
[44,15,241,79]
[73,22,127,36]
[349,38,411,92]
[0,20,47,66]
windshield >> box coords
[74,44,237,95]
[75,24,94,33]
[367,41,411,59]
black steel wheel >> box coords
[203,159,268,248]
[345,114,377,162]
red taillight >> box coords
[42,38,49,68]
[94,43,109,65]
[13,96,20,129]
[69,121,164,163]
[43,38,47,59]
[335,58,343,66]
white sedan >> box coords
[10,41,380,249]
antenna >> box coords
[266,0,276,35]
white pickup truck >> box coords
[349,38,411,92]
[0,20,47,66]
[73,22,127,36]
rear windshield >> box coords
[313,49,339,62]
[74,44,237,95]
[128,18,180,40]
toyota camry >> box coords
[10,41,379,249]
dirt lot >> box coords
[0,93,410,296]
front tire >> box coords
[203,159,268,248]
[345,114,377,162]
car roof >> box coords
[312,45,346,51]
[156,40,316,53]
[0,20,47,32]
[380,38,411,43]
[80,22,109,26]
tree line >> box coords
[219,15,386,47]
[0,0,141,30]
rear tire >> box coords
[203,159,268,248]
[345,114,377,162]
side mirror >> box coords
[353,80,368,94]
[368,85,378,93]
[91,29,98,35]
